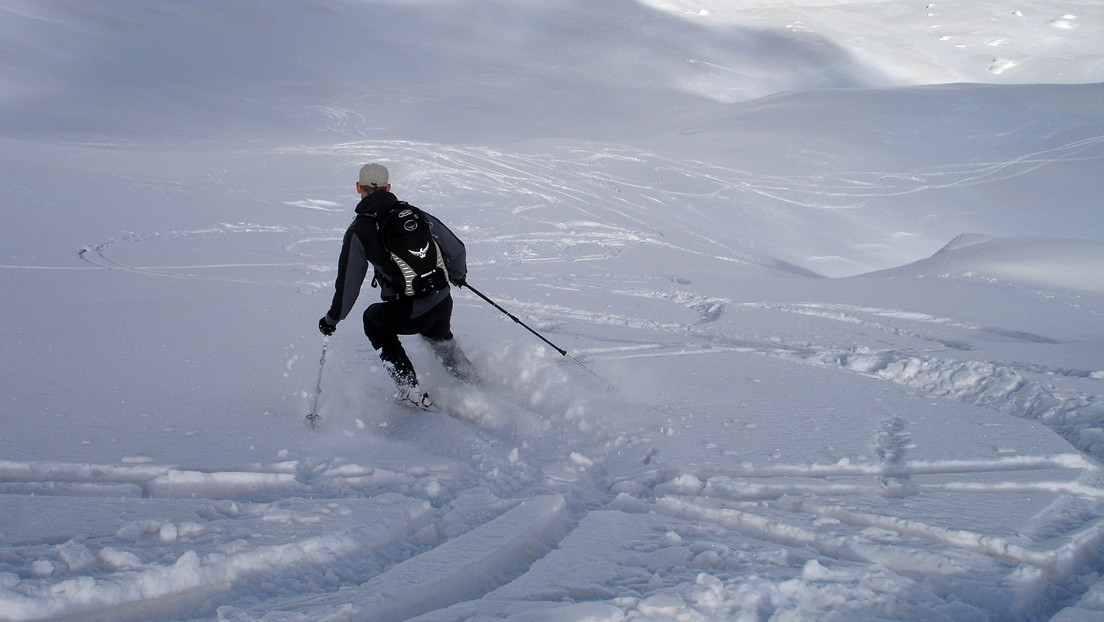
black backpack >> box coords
[374,202,449,299]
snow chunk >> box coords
[158,523,179,543]
[98,547,144,571]
[637,593,688,616]
[57,541,95,573]
[29,560,55,577]
[570,452,594,468]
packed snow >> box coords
[1,0,1102,620]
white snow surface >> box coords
[1,1,1103,620]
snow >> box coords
[0,0,1102,620]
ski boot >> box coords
[395,382,433,410]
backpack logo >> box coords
[410,243,430,259]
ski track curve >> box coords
[73,136,1104,289]
[0,344,623,621]
[467,264,1103,616]
[0,445,591,621]
[556,280,1104,617]
[10,140,1101,619]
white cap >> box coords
[359,163,389,188]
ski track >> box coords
[73,135,1104,284]
[7,141,1103,619]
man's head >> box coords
[357,163,390,196]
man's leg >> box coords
[363,301,417,387]
[419,296,480,384]
[364,300,434,409]
[426,337,479,383]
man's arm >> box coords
[326,224,370,323]
[426,213,467,282]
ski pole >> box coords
[461,282,606,383]
[306,337,328,429]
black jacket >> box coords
[325,191,466,322]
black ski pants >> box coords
[363,295,454,385]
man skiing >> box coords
[319,163,476,409]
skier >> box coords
[318,163,476,409]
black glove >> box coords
[450,276,467,289]
[318,316,337,336]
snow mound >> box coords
[865,236,1104,293]
[934,233,995,255]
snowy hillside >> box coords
[1,1,1103,620]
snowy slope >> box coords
[1,1,1103,620]
[872,236,1104,293]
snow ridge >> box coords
[229,495,568,622]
